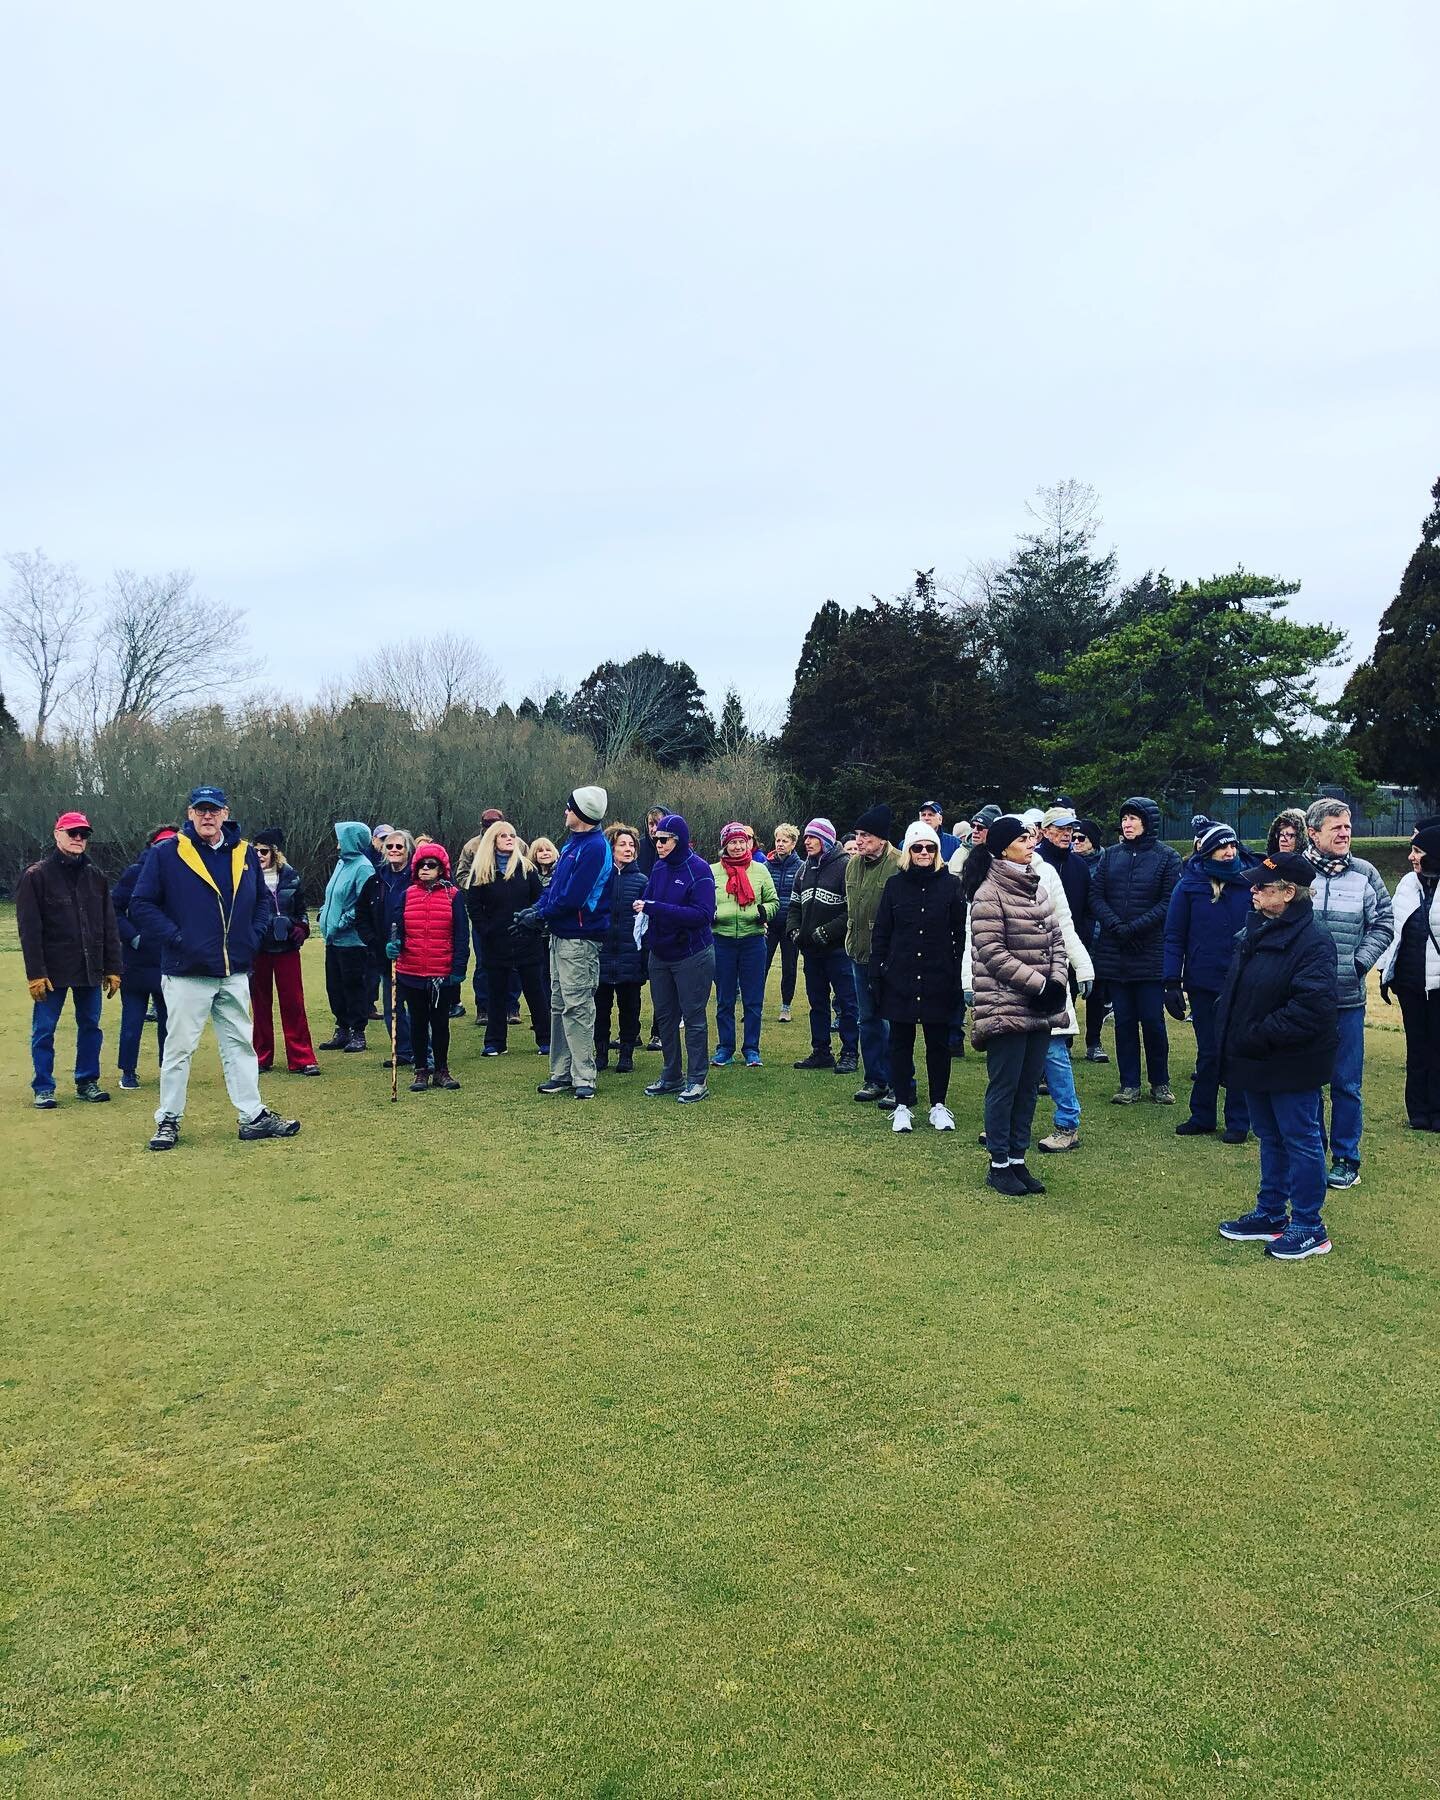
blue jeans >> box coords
[1110,979,1169,1088]
[802,946,858,1058]
[118,985,167,1074]
[852,962,890,1086]
[1323,1006,1365,1166]
[31,985,103,1093]
[1245,1088,1327,1230]
[1045,1038,1080,1129]
[1187,988,1249,1133]
[714,934,766,1057]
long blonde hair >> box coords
[472,819,532,884]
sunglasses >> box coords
[910,844,936,855]
[63,828,92,840]
[256,846,273,855]
[654,833,676,844]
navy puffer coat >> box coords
[600,866,650,985]
[1162,848,1260,993]
[1090,796,1182,981]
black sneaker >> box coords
[317,1031,349,1051]
[237,1109,301,1141]
[1174,1119,1214,1136]
[148,1115,180,1151]
[1220,1129,1249,1145]
[573,1085,596,1100]
[75,1079,111,1103]
[1218,1209,1285,1242]
[646,1034,663,1052]
[835,1053,859,1075]
[853,1081,887,1103]
[985,1165,1027,1197]
[537,1076,574,1095]
[794,1052,835,1070]
[1010,1163,1046,1195]
[343,1031,367,1053]
[1083,1046,1109,1063]
[449,1003,466,1019]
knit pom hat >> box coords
[568,785,608,824]
[803,817,837,848]
[986,814,1031,857]
[1196,823,1238,858]
[719,821,752,850]
[852,802,892,840]
[1190,813,1214,838]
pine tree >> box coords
[716,688,749,755]
[1340,476,1440,802]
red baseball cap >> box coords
[56,811,92,832]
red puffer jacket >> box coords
[396,846,465,980]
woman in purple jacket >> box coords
[634,813,716,1103]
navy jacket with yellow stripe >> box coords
[128,821,270,978]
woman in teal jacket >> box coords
[710,823,779,1067]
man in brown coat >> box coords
[15,810,123,1109]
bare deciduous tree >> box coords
[80,568,260,730]
[351,632,505,729]
[1,549,91,741]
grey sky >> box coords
[3,0,1436,724]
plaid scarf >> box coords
[1304,843,1350,878]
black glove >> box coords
[510,905,544,935]
[1379,979,1393,1006]
[1164,985,1187,1021]
[1029,978,1067,1014]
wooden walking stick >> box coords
[388,980,399,1102]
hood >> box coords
[335,820,374,859]
[1118,795,1162,838]
[656,813,692,862]
[1266,808,1308,855]
[411,842,452,878]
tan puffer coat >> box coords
[969,855,1069,1046]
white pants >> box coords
[158,973,265,1124]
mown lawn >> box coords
[2,909,1437,1797]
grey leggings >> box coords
[650,946,715,1087]
[982,1030,1050,1162]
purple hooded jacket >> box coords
[639,814,716,963]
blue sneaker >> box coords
[1266,1223,1333,1260]
[1219,1209,1286,1242]
[743,1051,763,1067]
[1326,1159,1360,1190]
[118,1071,140,1090]
[711,1049,734,1067]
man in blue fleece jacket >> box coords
[519,785,613,1099]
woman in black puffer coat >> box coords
[868,821,967,1130]
[1090,796,1182,1104]
[596,824,650,1073]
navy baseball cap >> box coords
[919,799,942,813]
[187,786,228,809]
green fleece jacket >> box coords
[710,858,779,939]
[845,845,902,965]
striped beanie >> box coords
[803,817,837,848]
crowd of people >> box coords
[17,781,1440,1261]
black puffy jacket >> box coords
[868,864,967,1024]
[464,864,545,966]
[1214,897,1339,1093]
[599,866,650,985]
[1089,796,1182,981]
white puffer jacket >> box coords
[1377,873,1440,992]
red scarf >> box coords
[721,849,756,908]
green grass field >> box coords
[3,909,1437,1797]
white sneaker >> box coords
[929,1103,955,1131]
[892,1104,913,1133]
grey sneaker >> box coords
[1111,1086,1142,1105]
[1326,1159,1360,1190]
[237,1109,301,1141]
[1150,1083,1176,1105]
[1084,1045,1109,1063]
[677,1082,710,1104]
[33,1091,58,1110]
[148,1115,180,1151]
[75,1079,111,1103]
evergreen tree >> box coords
[716,688,749,755]
[1340,476,1440,802]
[566,653,714,767]
[1043,568,1349,815]
[779,577,1029,824]
[0,686,18,745]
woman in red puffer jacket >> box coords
[388,844,469,1092]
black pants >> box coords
[325,943,372,1032]
[889,1019,951,1107]
[482,955,548,1051]
[1084,977,1110,1050]
[765,916,799,1005]
[402,981,458,1071]
[595,981,642,1053]
[983,1030,1050,1162]
[1397,986,1440,1123]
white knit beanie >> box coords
[569,785,608,824]
[902,821,941,853]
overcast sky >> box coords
[3,0,1436,725]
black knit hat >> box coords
[1243,852,1314,888]
[852,802,892,840]
[1412,824,1440,864]
[1073,817,1103,845]
[253,826,285,849]
[986,814,1030,857]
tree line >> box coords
[3,476,1436,882]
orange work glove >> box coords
[102,973,122,999]
[28,977,53,1003]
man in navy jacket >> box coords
[128,785,300,1151]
